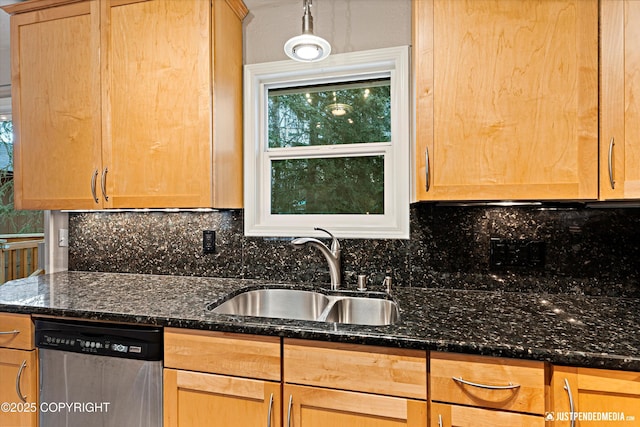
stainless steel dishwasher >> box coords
[35,319,163,427]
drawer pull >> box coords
[286,395,293,427]
[267,393,273,427]
[563,378,576,427]
[452,376,521,390]
[16,360,27,403]
[0,329,20,335]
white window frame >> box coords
[244,46,410,239]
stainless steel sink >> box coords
[211,289,330,321]
[209,288,399,326]
[322,297,399,326]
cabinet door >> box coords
[0,348,37,427]
[414,0,598,201]
[164,369,280,427]
[431,402,544,427]
[10,1,102,210]
[600,0,640,199]
[552,366,640,426]
[102,0,213,208]
[284,384,427,427]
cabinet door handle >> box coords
[452,376,521,390]
[563,378,576,427]
[100,167,109,202]
[608,137,615,190]
[0,329,20,335]
[286,395,293,427]
[438,414,443,427]
[266,393,273,427]
[16,360,27,403]
[91,169,99,203]
[425,147,431,192]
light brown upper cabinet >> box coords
[3,0,246,210]
[413,0,598,201]
[600,0,640,200]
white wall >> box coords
[243,0,411,64]
[0,1,14,98]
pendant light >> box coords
[284,0,331,62]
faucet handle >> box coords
[314,227,340,252]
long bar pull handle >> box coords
[438,414,443,427]
[100,167,109,202]
[266,393,273,427]
[452,376,521,390]
[287,395,293,427]
[15,360,27,403]
[608,137,616,190]
[564,378,576,427]
[91,169,99,203]
[0,330,20,335]
[425,147,430,192]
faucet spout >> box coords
[291,228,342,290]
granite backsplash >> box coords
[68,204,640,298]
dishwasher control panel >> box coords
[35,319,162,361]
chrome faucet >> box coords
[291,227,341,290]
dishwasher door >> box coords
[39,348,162,427]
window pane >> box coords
[268,79,391,148]
[0,120,12,172]
[271,156,384,215]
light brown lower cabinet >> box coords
[163,369,280,427]
[430,402,544,427]
[284,383,427,427]
[429,352,547,427]
[552,366,640,426]
[0,348,38,427]
[284,339,428,427]
[163,329,282,427]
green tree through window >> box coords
[268,80,390,215]
[0,120,43,233]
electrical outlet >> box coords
[203,230,216,254]
[490,238,545,269]
[58,229,69,247]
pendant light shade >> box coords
[284,0,331,62]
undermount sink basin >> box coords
[323,297,400,326]
[209,288,399,326]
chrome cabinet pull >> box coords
[0,330,20,335]
[267,393,273,427]
[286,395,293,427]
[91,169,99,203]
[608,137,615,190]
[425,147,430,192]
[564,378,576,427]
[100,167,109,202]
[16,360,27,403]
[438,414,443,427]
[452,376,521,390]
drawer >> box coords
[430,352,546,415]
[164,328,280,381]
[284,339,427,400]
[431,402,545,427]
[0,312,34,350]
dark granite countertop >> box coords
[1,271,639,371]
